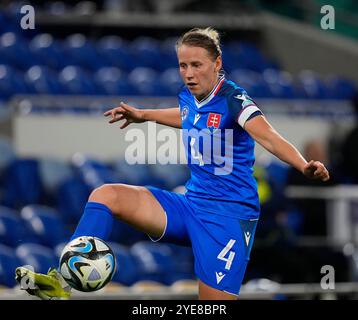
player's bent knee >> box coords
[88,183,141,222]
[88,184,122,211]
[87,184,163,235]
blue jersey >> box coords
[178,75,262,219]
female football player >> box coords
[16,27,329,300]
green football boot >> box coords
[15,266,72,300]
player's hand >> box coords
[104,102,145,129]
[302,160,330,182]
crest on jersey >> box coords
[206,113,221,129]
[181,106,189,121]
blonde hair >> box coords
[176,27,222,61]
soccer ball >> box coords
[59,236,116,292]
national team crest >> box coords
[181,106,189,121]
[206,113,221,129]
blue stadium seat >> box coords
[240,42,274,72]
[21,205,69,248]
[0,12,7,36]
[58,66,101,95]
[0,32,39,70]
[64,34,104,71]
[56,176,90,225]
[0,244,21,287]
[326,76,357,100]
[25,65,65,95]
[94,67,138,96]
[230,68,272,98]
[160,37,179,71]
[223,41,275,73]
[130,241,187,285]
[43,1,69,16]
[107,242,139,286]
[97,36,136,72]
[16,243,58,274]
[113,160,166,188]
[1,158,43,209]
[130,241,176,285]
[160,68,183,96]
[0,11,23,36]
[130,37,162,71]
[0,64,29,100]
[0,206,38,247]
[297,70,328,99]
[222,42,242,72]
[113,160,149,185]
[131,241,195,285]
[262,69,297,99]
[72,155,118,189]
[39,158,73,198]
[29,34,67,70]
[128,67,170,96]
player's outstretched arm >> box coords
[244,115,330,182]
[104,102,181,129]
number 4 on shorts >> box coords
[217,239,236,270]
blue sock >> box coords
[70,202,114,241]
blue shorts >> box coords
[147,186,259,296]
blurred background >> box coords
[0,0,358,299]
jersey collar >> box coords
[194,75,225,108]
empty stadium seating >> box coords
[128,241,194,286]
[15,243,58,274]
[107,242,140,286]
[20,205,69,248]
[58,66,100,95]
[0,244,21,287]
[29,34,67,70]
[64,34,104,71]
[0,11,23,36]
[0,32,39,70]
[94,67,138,96]
[25,65,66,95]
[56,176,90,225]
[0,206,38,247]
[1,158,44,209]
[97,36,137,72]
[131,241,186,285]
[0,64,29,100]
[0,12,354,103]
[130,37,163,71]
[38,158,73,197]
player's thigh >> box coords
[198,280,237,300]
[89,183,166,238]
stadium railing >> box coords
[286,185,358,246]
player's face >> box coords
[177,45,222,100]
